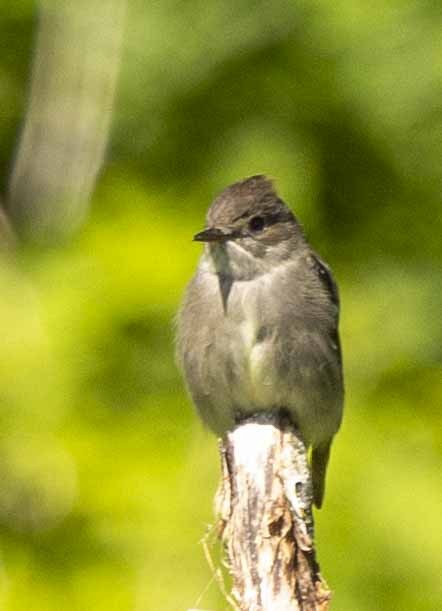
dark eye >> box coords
[248,216,265,232]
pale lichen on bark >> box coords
[215,413,331,611]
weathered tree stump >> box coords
[216,414,331,611]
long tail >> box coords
[311,440,332,508]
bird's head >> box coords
[194,175,305,279]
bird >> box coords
[176,175,344,507]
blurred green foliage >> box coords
[0,0,441,609]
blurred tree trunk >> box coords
[0,204,16,252]
[6,0,126,244]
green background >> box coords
[0,1,441,609]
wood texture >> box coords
[216,414,331,610]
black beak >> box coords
[193,227,233,242]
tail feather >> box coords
[312,440,332,509]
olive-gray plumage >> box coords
[176,176,344,507]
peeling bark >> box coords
[216,414,331,611]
